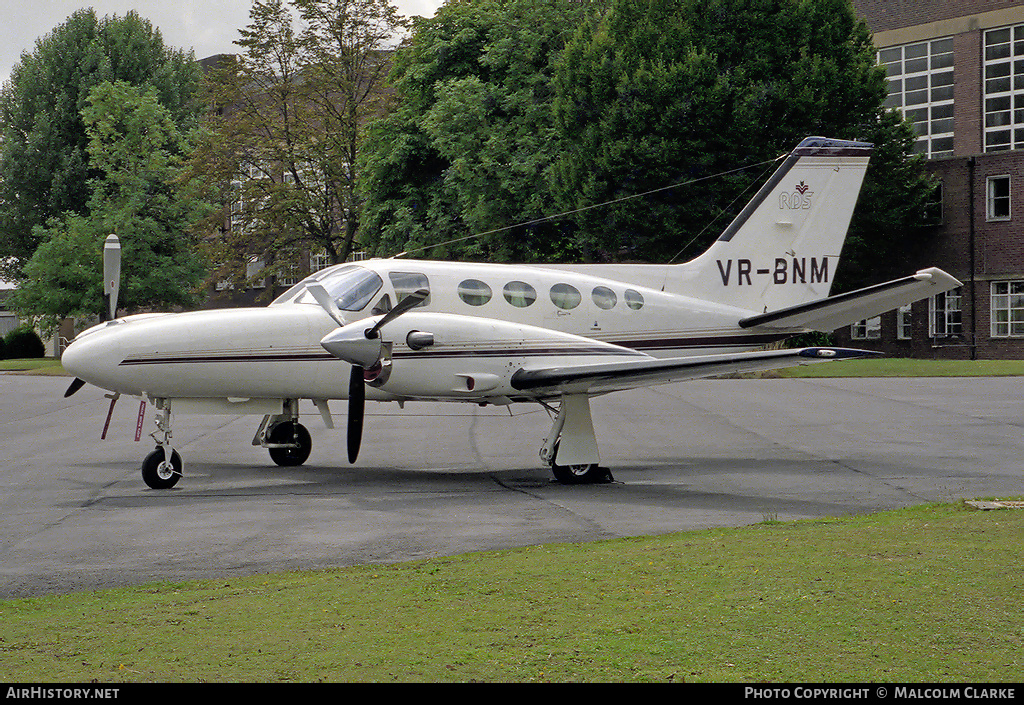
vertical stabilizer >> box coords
[672,137,873,313]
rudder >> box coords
[672,137,873,313]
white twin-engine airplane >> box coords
[62,137,961,489]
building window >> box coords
[897,305,912,340]
[851,317,881,340]
[991,281,1024,337]
[879,37,954,157]
[310,249,329,273]
[246,255,266,289]
[924,182,943,225]
[984,25,1024,152]
[930,288,962,337]
[987,175,1011,220]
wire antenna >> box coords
[389,153,787,259]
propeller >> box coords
[102,234,120,322]
[65,234,121,398]
[347,364,364,462]
[64,377,86,398]
[316,288,430,463]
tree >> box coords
[0,9,201,278]
[551,0,936,286]
[184,0,407,291]
[362,0,936,288]
[359,0,602,262]
[10,82,209,332]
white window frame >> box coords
[310,249,329,273]
[929,288,962,337]
[987,175,1011,221]
[879,37,954,158]
[983,24,1024,153]
[991,281,1024,337]
[851,316,881,340]
[897,304,913,340]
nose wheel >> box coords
[141,448,182,489]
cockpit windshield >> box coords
[271,265,383,311]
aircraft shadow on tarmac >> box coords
[59,455,880,521]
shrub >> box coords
[5,326,45,358]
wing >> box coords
[510,347,877,397]
[738,268,962,332]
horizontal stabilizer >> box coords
[738,268,962,332]
[510,347,879,397]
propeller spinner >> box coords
[316,288,430,463]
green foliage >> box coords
[551,0,893,265]
[0,9,201,278]
[362,0,936,281]
[359,0,601,262]
[185,0,408,289]
[10,82,209,330]
[4,327,45,358]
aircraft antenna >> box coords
[389,153,786,259]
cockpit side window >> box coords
[329,268,384,310]
[389,272,431,308]
[270,265,383,311]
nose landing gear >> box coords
[141,399,182,489]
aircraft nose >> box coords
[61,324,124,392]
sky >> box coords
[0,0,445,288]
[0,0,447,85]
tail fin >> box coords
[672,137,872,312]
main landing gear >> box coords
[540,394,614,485]
[253,399,312,467]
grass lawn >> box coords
[0,357,67,375]
[2,502,1022,683]
[781,357,1024,377]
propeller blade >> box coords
[306,283,346,327]
[64,377,86,398]
[102,234,120,322]
[347,365,365,463]
[366,289,428,338]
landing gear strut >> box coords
[255,400,312,467]
[142,399,181,489]
[540,395,613,485]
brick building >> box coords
[836,1,1024,358]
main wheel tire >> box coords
[267,422,312,467]
[141,449,182,489]
[551,460,603,485]
[549,440,609,484]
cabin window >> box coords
[550,283,582,310]
[624,289,644,310]
[503,281,537,308]
[458,279,492,306]
[389,272,431,308]
[592,286,617,310]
